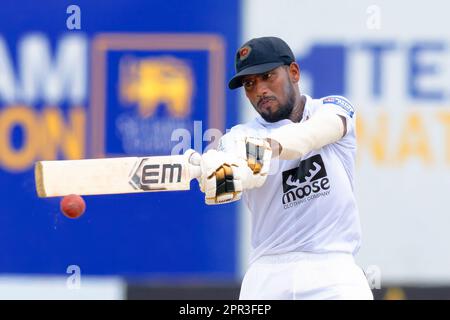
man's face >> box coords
[241,64,298,123]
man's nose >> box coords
[255,80,269,97]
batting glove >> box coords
[192,137,272,205]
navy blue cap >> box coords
[228,37,295,89]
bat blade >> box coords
[35,155,199,198]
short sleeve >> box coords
[319,96,357,150]
[320,95,356,139]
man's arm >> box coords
[192,105,349,204]
[267,109,346,160]
[338,115,347,137]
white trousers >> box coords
[239,252,373,300]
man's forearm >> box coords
[267,111,345,160]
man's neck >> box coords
[288,94,306,123]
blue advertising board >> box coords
[0,0,240,278]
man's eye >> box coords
[243,81,254,88]
[262,72,273,80]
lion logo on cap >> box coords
[239,45,251,61]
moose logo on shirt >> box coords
[281,154,330,207]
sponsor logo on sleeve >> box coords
[323,96,354,118]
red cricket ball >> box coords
[60,194,86,219]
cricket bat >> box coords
[35,153,202,198]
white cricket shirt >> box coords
[219,95,362,265]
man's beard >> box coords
[256,83,296,123]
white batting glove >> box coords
[233,136,272,189]
[198,150,243,205]
[185,148,240,204]
[194,137,272,205]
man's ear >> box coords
[289,62,300,83]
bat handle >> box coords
[189,164,202,180]
[185,149,202,180]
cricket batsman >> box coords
[188,37,373,300]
